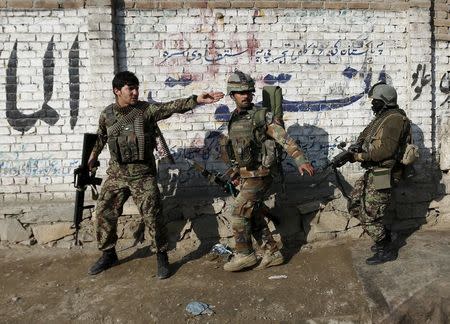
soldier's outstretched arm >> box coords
[266,123,315,176]
[150,92,224,121]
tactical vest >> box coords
[104,102,156,164]
[227,107,276,170]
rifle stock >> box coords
[186,158,239,197]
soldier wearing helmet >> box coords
[222,70,315,272]
[347,82,414,265]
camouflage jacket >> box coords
[92,96,197,177]
[355,108,409,165]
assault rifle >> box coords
[328,142,362,168]
[73,133,102,245]
[185,158,239,197]
[186,158,280,225]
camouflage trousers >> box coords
[231,176,278,254]
[95,172,167,253]
[348,171,391,243]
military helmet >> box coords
[226,70,255,95]
[368,82,398,106]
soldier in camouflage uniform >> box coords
[87,71,224,279]
[223,70,315,272]
[348,82,412,265]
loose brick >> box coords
[255,1,278,9]
[183,1,208,9]
[323,2,346,10]
[347,2,370,10]
[159,1,182,9]
[369,2,391,10]
[409,0,431,8]
[301,2,324,9]
[134,0,158,9]
[436,33,450,41]
[435,19,450,27]
[8,0,33,8]
[207,1,231,8]
[60,0,84,9]
[32,0,58,8]
[231,1,255,8]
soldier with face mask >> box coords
[223,70,315,272]
[347,82,413,265]
[87,71,224,279]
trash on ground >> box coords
[268,275,288,280]
[210,243,233,256]
[185,301,214,316]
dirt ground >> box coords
[1,239,370,323]
[1,230,449,323]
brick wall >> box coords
[0,0,449,202]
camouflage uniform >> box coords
[92,97,197,253]
[229,106,309,255]
[348,107,409,243]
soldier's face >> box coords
[232,91,254,109]
[114,84,139,107]
[371,99,385,114]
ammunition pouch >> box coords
[108,124,141,163]
[371,167,391,190]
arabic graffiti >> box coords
[439,71,449,107]
[160,47,248,65]
[263,74,291,85]
[213,64,384,120]
[411,64,431,100]
[69,35,80,129]
[6,36,80,134]
[159,39,384,65]
[411,64,449,106]
[165,75,193,88]
[0,158,79,176]
[6,38,60,134]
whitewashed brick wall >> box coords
[0,3,449,202]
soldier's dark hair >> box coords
[112,71,139,90]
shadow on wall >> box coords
[158,130,229,272]
[387,123,444,249]
[275,122,354,262]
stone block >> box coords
[303,211,349,243]
[32,223,75,244]
[19,203,75,223]
[0,218,31,242]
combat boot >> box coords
[366,243,398,265]
[371,232,392,252]
[256,250,284,270]
[156,251,170,279]
[88,248,119,275]
[223,252,257,272]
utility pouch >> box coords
[372,167,391,190]
[401,143,419,165]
